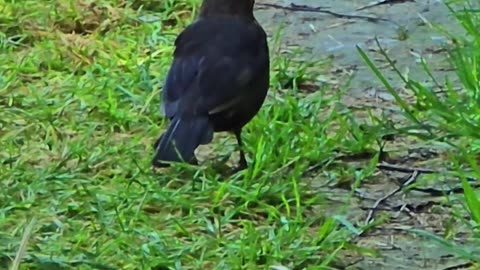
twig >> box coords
[356,0,415,11]
[257,3,397,24]
[257,3,329,12]
[411,186,471,196]
[10,217,37,270]
[377,162,435,174]
[441,262,474,270]
[377,162,478,182]
[362,161,480,223]
[365,170,419,224]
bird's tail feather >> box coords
[152,116,213,167]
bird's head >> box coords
[199,0,255,18]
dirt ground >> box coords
[256,0,460,95]
[255,1,475,269]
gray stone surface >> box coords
[255,0,461,96]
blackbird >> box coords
[151,0,270,170]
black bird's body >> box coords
[152,0,270,169]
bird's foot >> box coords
[230,159,247,174]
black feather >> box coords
[152,0,269,170]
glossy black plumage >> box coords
[152,0,270,169]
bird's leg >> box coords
[233,129,247,171]
[153,136,161,150]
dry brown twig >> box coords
[10,217,37,270]
[256,3,397,24]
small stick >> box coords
[365,171,419,224]
[257,3,397,24]
[10,217,37,270]
[377,162,435,174]
[356,0,415,11]
[377,162,478,182]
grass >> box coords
[0,0,376,269]
[2,0,480,269]
[358,0,480,263]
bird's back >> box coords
[152,0,270,167]
[162,16,270,131]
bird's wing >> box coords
[162,17,269,118]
